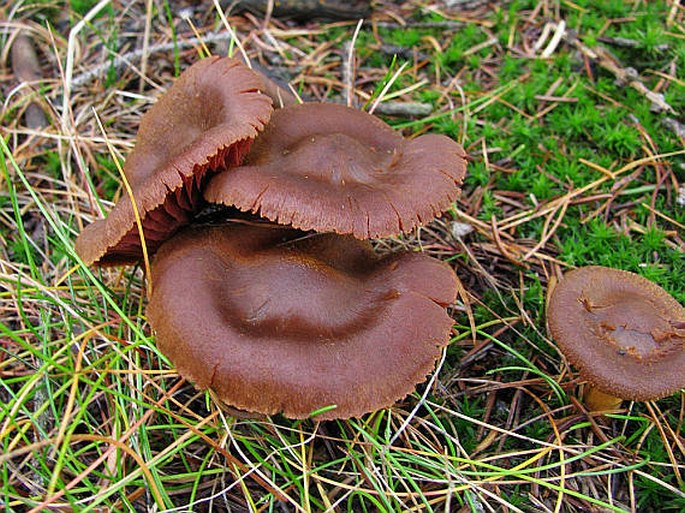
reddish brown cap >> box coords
[75,56,273,266]
[147,222,458,419]
[547,265,685,401]
[203,103,467,239]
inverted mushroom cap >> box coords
[203,103,467,239]
[75,56,273,266]
[547,265,685,401]
[147,223,458,419]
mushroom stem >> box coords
[583,384,623,412]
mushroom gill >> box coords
[75,56,273,266]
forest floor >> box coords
[1,0,685,511]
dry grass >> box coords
[1,0,684,511]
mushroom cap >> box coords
[147,223,458,419]
[547,265,685,401]
[75,56,273,266]
[203,103,467,239]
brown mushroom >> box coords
[547,265,685,411]
[203,103,467,239]
[147,222,458,419]
[75,56,273,266]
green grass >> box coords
[2,0,684,511]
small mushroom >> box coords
[75,56,273,266]
[147,222,458,419]
[547,265,685,411]
[203,102,467,239]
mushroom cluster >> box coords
[77,56,468,419]
[547,265,685,411]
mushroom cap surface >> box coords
[75,56,273,266]
[147,223,458,419]
[547,265,685,401]
[203,103,467,239]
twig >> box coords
[442,0,490,8]
[375,21,467,30]
[231,0,371,20]
[341,41,354,107]
[563,29,675,113]
[462,37,499,57]
[662,118,685,139]
[597,35,669,53]
[538,20,566,58]
[371,101,432,117]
